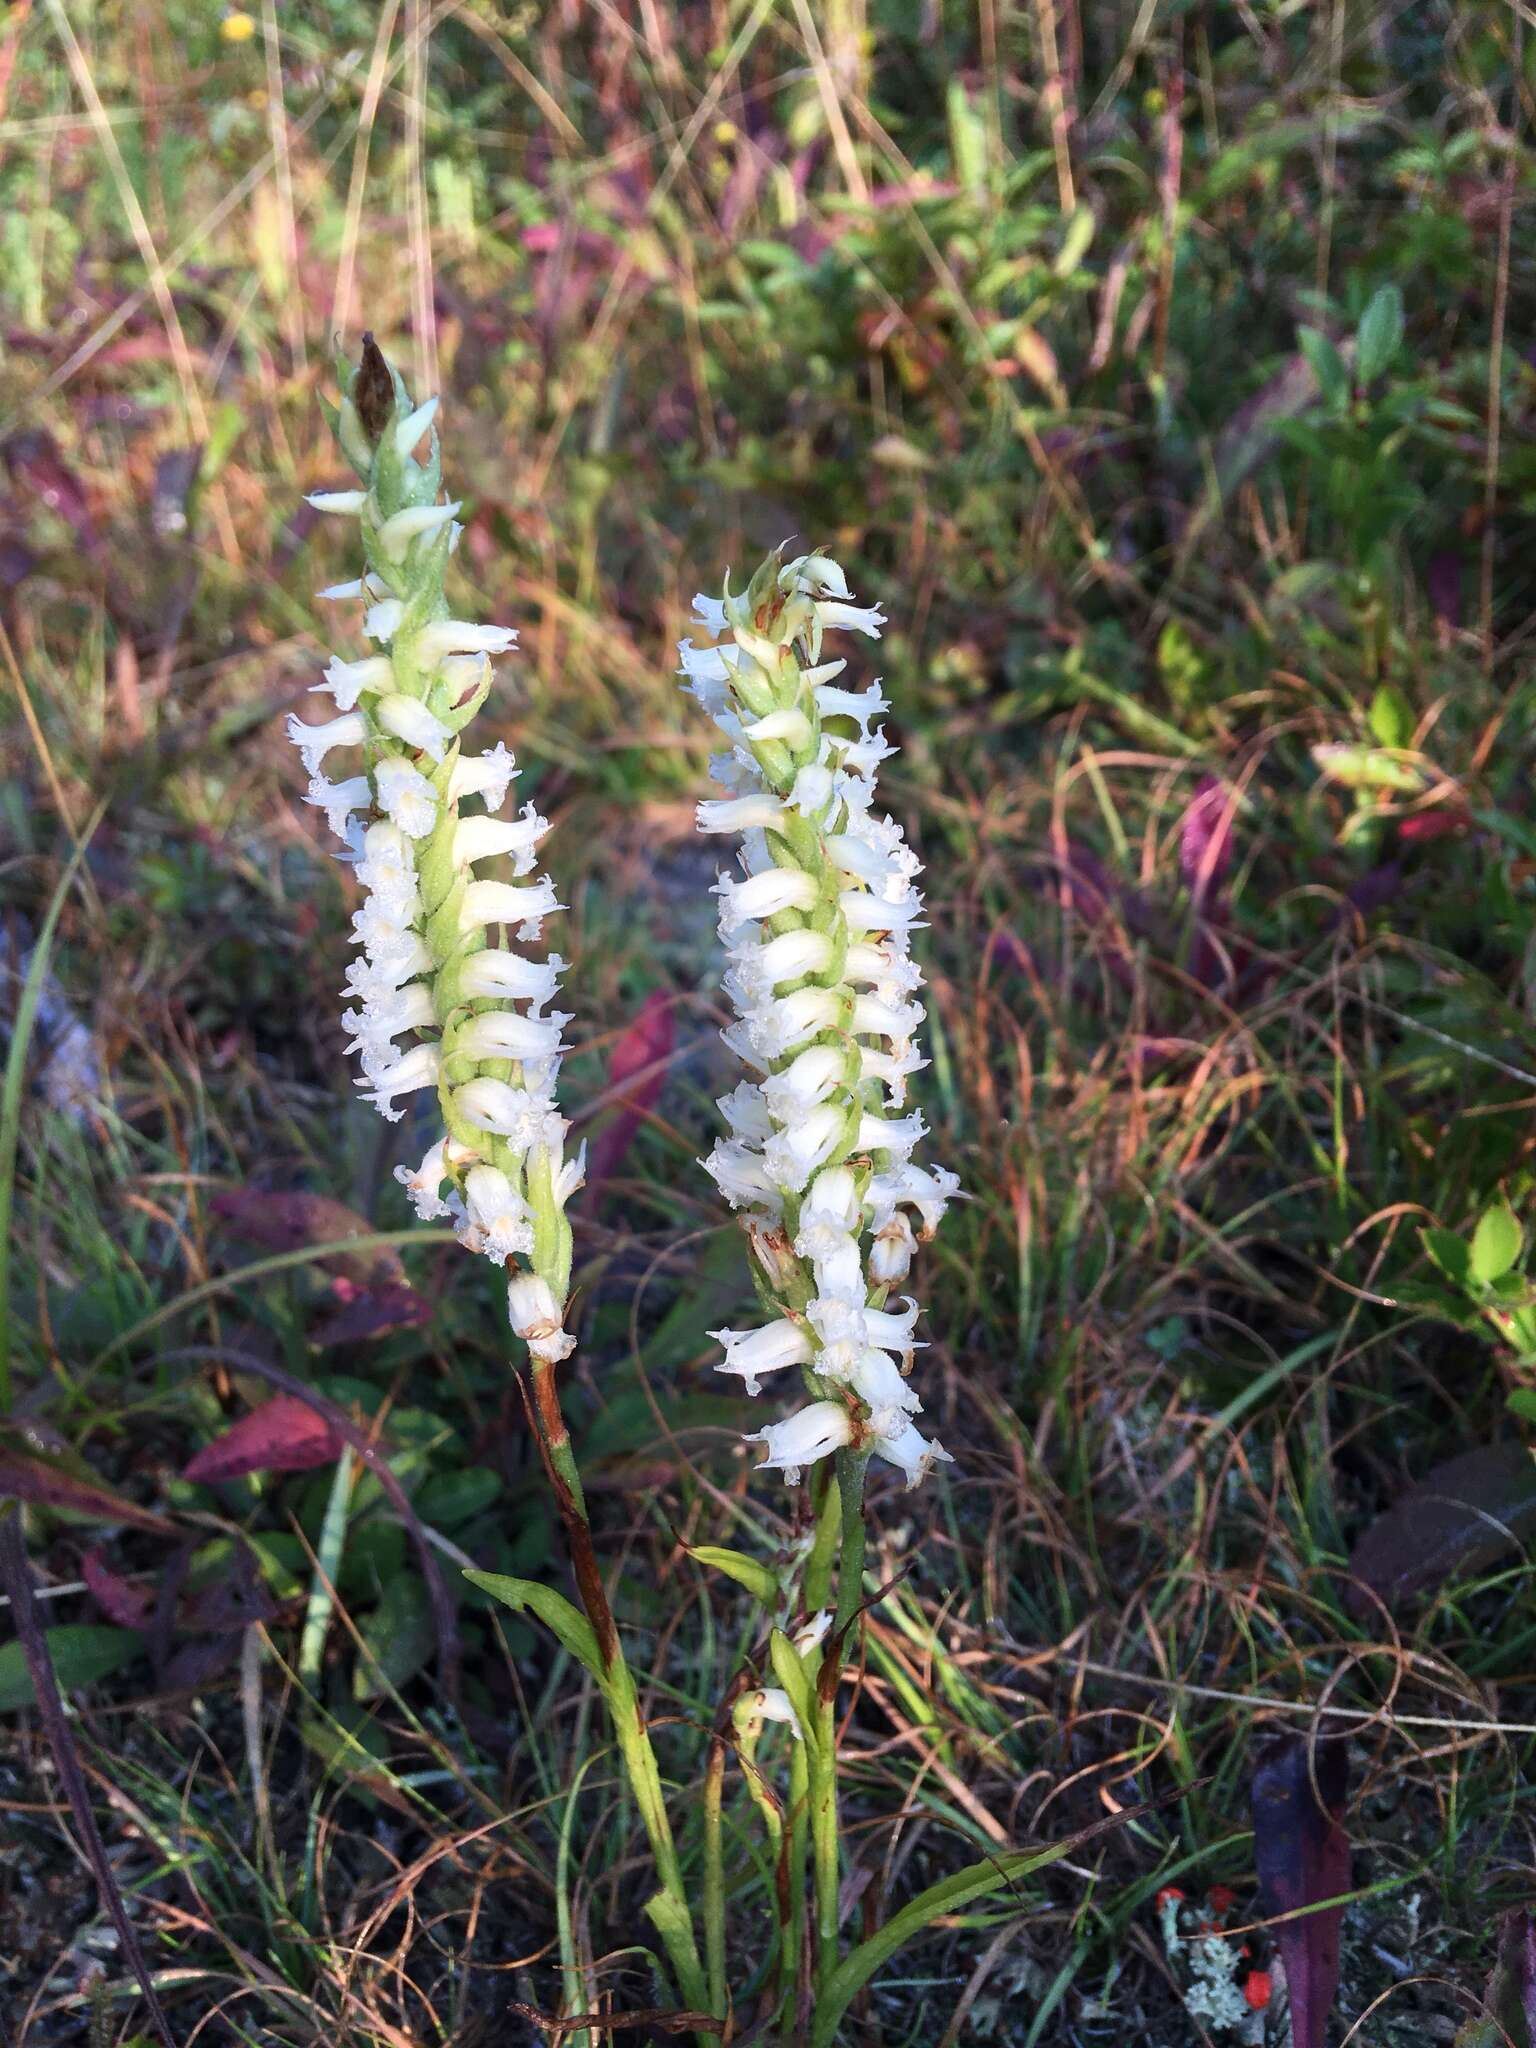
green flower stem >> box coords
[783,1736,811,2029]
[602,1650,711,2024]
[811,1447,871,1999]
[831,1446,872,1643]
[703,1731,727,2020]
[527,1347,710,2029]
[801,1463,841,1616]
[731,1718,794,2010]
[557,1753,600,2048]
[531,1357,588,1521]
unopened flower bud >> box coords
[508,1272,575,1364]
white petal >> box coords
[377,501,461,563]
[393,396,440,458]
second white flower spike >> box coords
[684,550,957,1490]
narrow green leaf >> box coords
[1052,205,1095,278]
[809,1797,1176,2048]
[686,1544,781,1607]
[463,1569,603,1684]
[767,1627,816,1735]
[0,808,104,1408]
[946,78,987,197]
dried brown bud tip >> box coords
[354,333,395,446]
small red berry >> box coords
[1243,1970,1272,2011]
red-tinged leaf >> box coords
[183,1396,341,1485]
[1347,1444,1536,1615]
[1180,775,1236,908]
[2,427,99,550]
[81,1551,156,1629]
[1398,809,1472,844]
[586,991,675,1197]
[1252,1735,1350,2048]
[0,1443,175,1535]
[211,1188,407,1286]
[312,1279,432,1346]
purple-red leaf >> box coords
[183,1396,341,1485]
[211,1188,407,1287]
[585,991,675,1199]
[0,1442,175,1535]
[1180,775,1235,909]
[81,1550,156,1629]
[312,1277,432,1347]
[1252,1734,1350,2048]
[2,428,100,551]
[1347,1444,1536,1616]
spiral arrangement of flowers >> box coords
[289,338,581,1358]
[681,548,958,1487]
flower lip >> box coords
[745,1400,855,1484]
[715,864,818,932]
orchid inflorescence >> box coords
[287,348,963,2039]
[289,340,581,1361]
[681,549,958,1490]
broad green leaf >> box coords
[1357,284,1405,384]
[354,1572,436,1700]
[1298,327,1350,411]
[0,1625,142,1712]
[809,1799,1172,2047]
[1311,743,1427,795]
[1471,1202,1523,1285]
[1420,1228,1473,1291]
[686,1544,781,1607]
[414,1467,501,1529]
[463,1570,603,1684]
[578,1388,747,1466]
[1368,683,1414,751]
